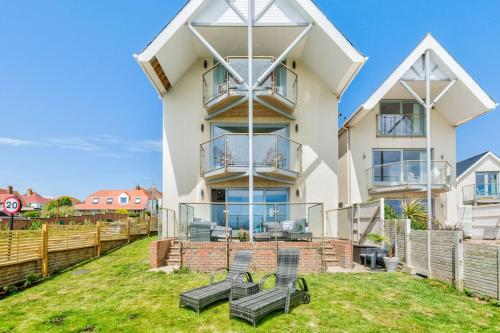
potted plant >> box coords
[367,233,398,272]
[238,230,249,242]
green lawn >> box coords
[0,238,498,333]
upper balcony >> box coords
[202,57,297,117]
[367,160,451,195]
[462,184,500,205]
[200,133,302,184]
[377,114,425,137]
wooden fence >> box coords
[0,219,151,288]
[390,220,500,300]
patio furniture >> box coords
[229,249,310,327]
[211,225,233,241]
[189,220,211,241]
[230,281,260,301]
[179,251,253,314]
[284,218,313,241]
[360,248,377,271]
[254,221,285,241]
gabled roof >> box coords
[457,151,500,180]
[136,0,366,97]
[340,34,497,133]
[74,187,154,211]
[23,191,51,205]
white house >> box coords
[338,34,497,225]
[135,0,366,240]
[457,151,500,206]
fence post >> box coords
[41,223,49,277]
[454,230,464,290]
[127,217,131,243]
[497,246,500,300]
[96,221,101,257]
[404,219,414,274]
[147,217,151,237]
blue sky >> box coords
[0,1,499,199]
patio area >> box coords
[1,237,498,332]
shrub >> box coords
[128,211,140,218]
[384,204,399,220]
[24,273,40,287]
[23,210,40,218]
[115,209,129,215]
[28,221,43,230]
[41,205,75,218]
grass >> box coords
[0,238,498,333]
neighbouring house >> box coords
[457,151,500,206]
[338,34,497,225]
[0,187,27,212]
[74,186,162,214]
[23,188,51,210]
[135,0,366,240]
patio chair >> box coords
[229,248,310,327]
[254,221,285,241]
[284,218,313,241]
[189,219,211,242]
[179,251,253,314]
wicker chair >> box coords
[179,251,253,314]
[229,249,310,327]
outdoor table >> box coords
[231,281,260,300]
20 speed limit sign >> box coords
[3,196,22,215]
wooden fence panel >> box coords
[100,222,128,241]
[0,230,42,266]
[47,225,97,252]
[463,244,499,299]
[130,222,148,236]
[410,231,429,275]
[429,231,457,284]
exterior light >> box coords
[201,123,204,132]
[295,124,299,133]
[296,189,300,198]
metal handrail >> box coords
[376,114,425,137]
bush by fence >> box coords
[0,219,154,288]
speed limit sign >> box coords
[3,196,22,215]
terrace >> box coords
[367,160,452,195]
[203,57,298,118]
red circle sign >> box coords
[3,196,22,215]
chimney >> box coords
[8,185,13,194]
[27,188,33,196]
[135,185,141,190]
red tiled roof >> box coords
[0,192,27,207]
[74,187,152,211]
[23,191,51,205]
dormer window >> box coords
[106,198,113,204]
[134,198,141,204]
[118,192,129,205]
[92,198,99,204]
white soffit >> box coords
[345,34,497,128]
[136,0,366,96]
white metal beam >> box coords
[254,96,296,120]
[224,0,248,23]
[254,23,313,89]
[254,0,275,23]
[187,23,247,86]
[431,80,457,106]
[204,96,248,120]
[248,0,254,242]
[399,80,426,107]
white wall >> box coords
[162,59,339,224]
[340,103,458,224]
[457,154,500,204]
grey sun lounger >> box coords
[179,251,253,314]
[229,248,310,327]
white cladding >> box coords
[193,0,310,26]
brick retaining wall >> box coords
[151,239,353,273]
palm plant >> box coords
[367,233,394,257]
[401,199,428,230]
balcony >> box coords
[367,160,451,195]
[202,57,297,116]
[200,133,302,183]
[462,184,500,205]
[377,114,425,137]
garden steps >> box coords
[163,240,181,268]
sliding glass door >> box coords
[476,172,499,196]
[373,149,428,186]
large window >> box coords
[373,149,428,185]
[476,171,499,196]
[210,188,290,229]
[378,100,425,137]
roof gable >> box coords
[342,34,497,130]
[136,0,366,97]
[457,151,500,180]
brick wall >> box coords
[151,240,330,273]
[150,239,173,268]
[330,239,353,269]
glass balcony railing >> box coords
[179,202,323,242]
[462,184,500,203]
[367,160,451,190]
[200,133,302,177]
[202,57,298,109]
[377,114,425,137]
